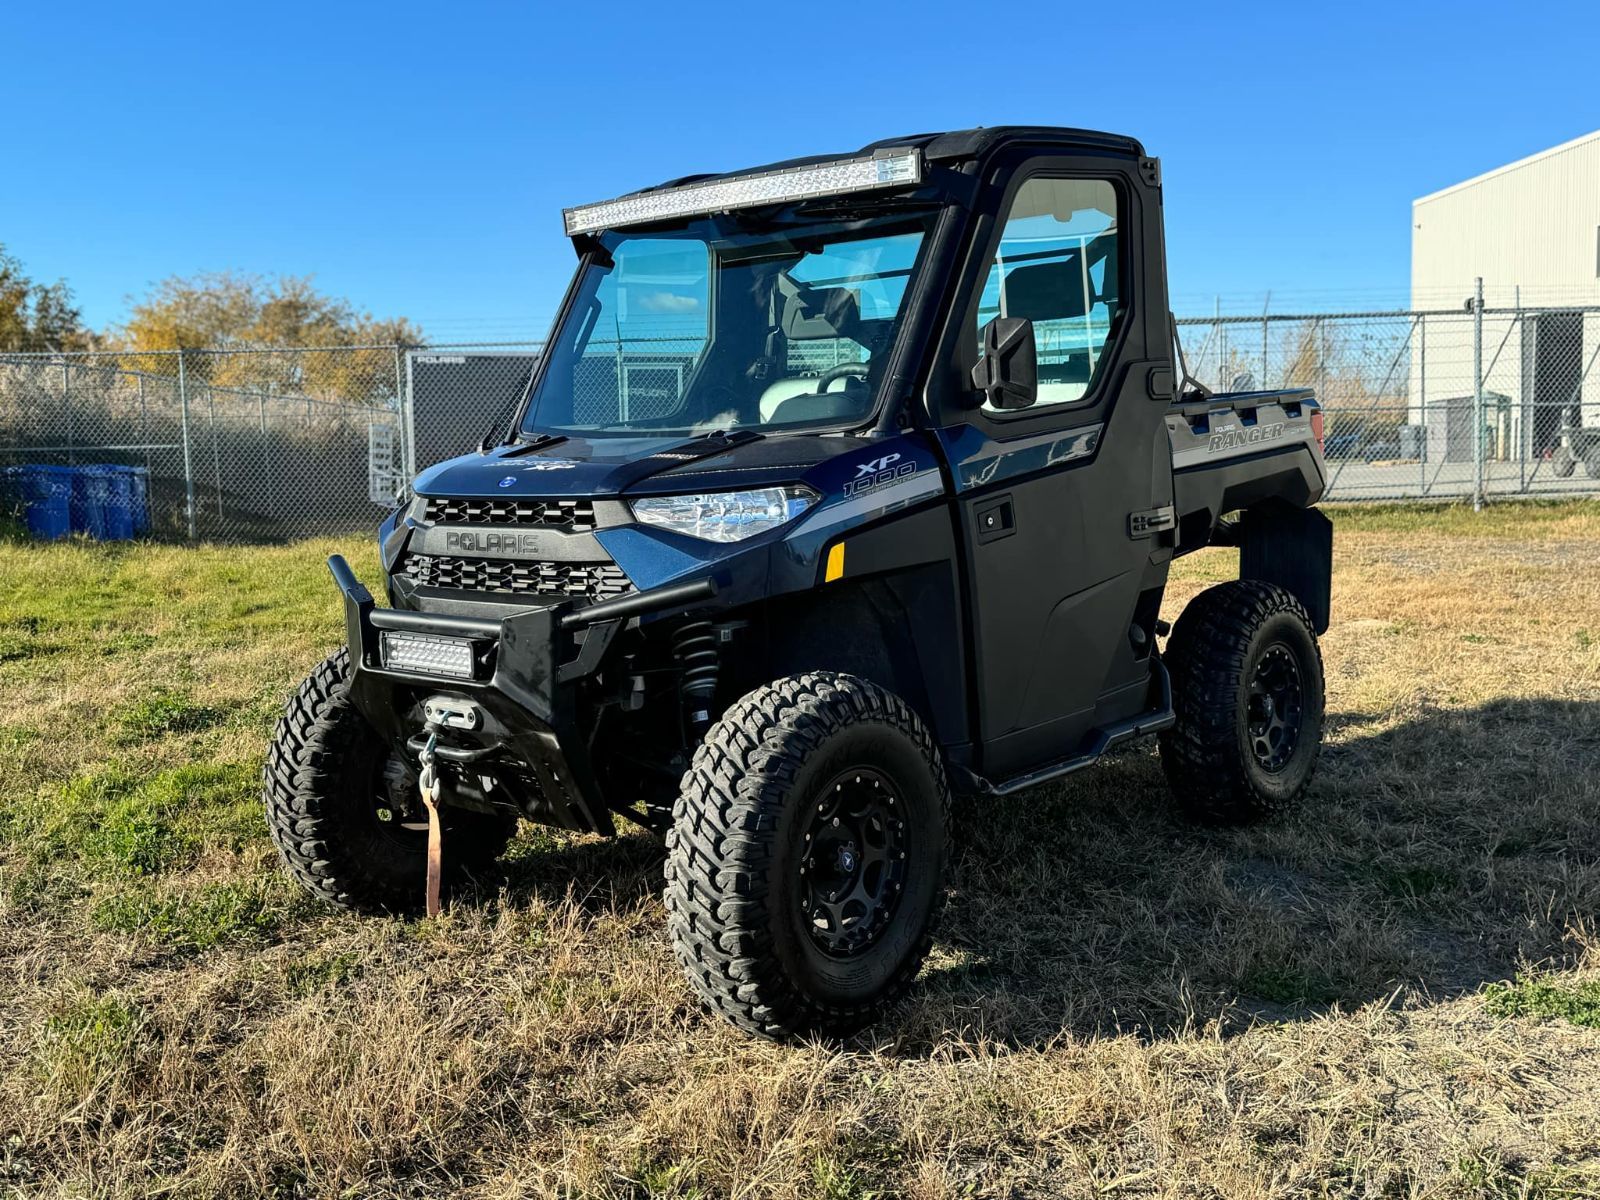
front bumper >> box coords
[329,555,714,835]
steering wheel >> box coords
[816,362,869,393]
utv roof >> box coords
[644,126,1147,195]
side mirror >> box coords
[971,316,1038,410]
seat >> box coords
[758,378,871,425]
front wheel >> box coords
[1159,581,1325,824]
[664,672,949,1040]
[263,649,516,913]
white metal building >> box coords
[1409,131,1600,461]
[1412,129,1600,309]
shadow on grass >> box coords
[894,696,1600,1051]
[486,824,665,916]
[435,698,1598,1052]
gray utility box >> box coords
[404,351,540,473]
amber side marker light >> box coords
[824,543,846,583]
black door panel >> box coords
[945,363,1173,777]
[924,155,1177,782]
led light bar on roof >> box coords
[563,149,923,236]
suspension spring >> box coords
[672,619,720,738]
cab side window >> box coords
[975,178,1122,411]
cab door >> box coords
[928,156,1175,780]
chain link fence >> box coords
[0,346,408,540]
[1176,293,1600,502]
[3,293,1598,542]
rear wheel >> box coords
[1551,444,1577,478]
[1159,581,1325,824]
[1584,445,1600,480]
[263,649,516,913]
[664,672,949,1039]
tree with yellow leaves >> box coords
[118,272,423,403]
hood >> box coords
[412,431,858,499]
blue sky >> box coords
[4,0,1597,340]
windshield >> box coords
[520,209,934,438]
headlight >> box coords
[630,486,818,543]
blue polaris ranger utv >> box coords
[265,127,1332,1039]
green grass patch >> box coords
[0,615,61,663]
[110,689,226,744]
[36,992,153,1102]
[1379,864,1458,900]
[629,1152,708,1199]
[1239,964,1343,1007]
[6,761,262,876]
[91,878,292,952]
[283,949,362,997]
[1484,975,1600,1030]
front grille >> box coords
[424,496,597,532]
[400,554,632,599]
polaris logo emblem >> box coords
[845,452,916,497]
[498,476,517,487]
[1208,422,1286,453]
[445,530,542,554]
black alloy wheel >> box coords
[1246,644,1305,773]
[798,768,908,957]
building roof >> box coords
[1414,128,1600,206]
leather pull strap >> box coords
[423,791,442,918]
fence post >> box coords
[1473,277,1485,511]
[208,384,222,527]
[1418,314,1427,496]
[138,374,151,476]
[62,361,73,464]
[177,348,198,539]
[393,342,415,479]
[1515,285,1525,494]
[259,391,274,519]
[1261,311,1270,390]
[1213,296,1222,390]
[1317,317,1327,409]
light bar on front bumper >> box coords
[379,630,478,679]
[562,149,923,235]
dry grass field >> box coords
[2,501,1599,1198]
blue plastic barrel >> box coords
[70,466,115,539]
[125,467,151,534]
[101,467,136,540]
[5,464,75,540]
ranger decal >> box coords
[1209,422,1286,453]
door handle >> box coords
[974,496,1015,544]
[1128,505,1176,539]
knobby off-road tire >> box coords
[1159,580,1325,825]
[263,649,516,913]
[664,672,950,1040]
